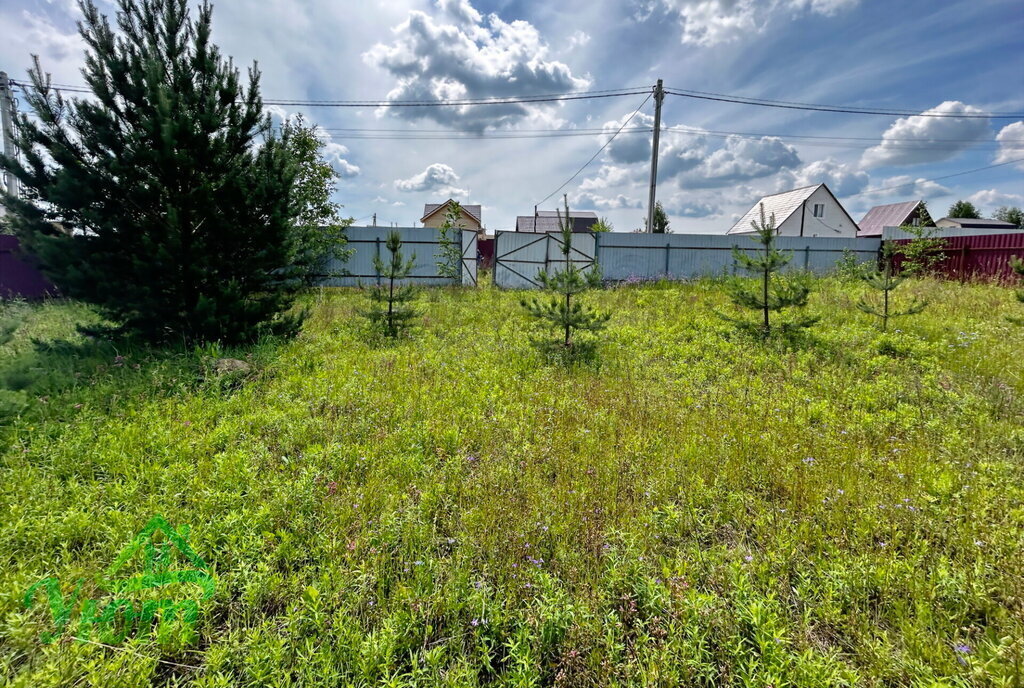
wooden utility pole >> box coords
[645,79,664,233]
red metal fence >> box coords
[891,232,1024,283]
[0,235,56,300]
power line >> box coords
[846,158,1024,198]
[665,88,1024,119]
[534,92,653,208]
[12,79,651,106]
[23,77,1024,119]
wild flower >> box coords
[803,456,816,465]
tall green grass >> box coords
[0,278,1022,687]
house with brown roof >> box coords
[857,200,933,238]
[420,199,482,231]
[727,183,858,238]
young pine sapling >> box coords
[857,244,927,331]
[521,196,609,351]
[725,204,818,337]
[364,231,417,337]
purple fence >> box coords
[0,235,56,300]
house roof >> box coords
[857,200,925,237]
[420,200,482,224]
[515,211,599,232]
[727,184,824,234]
[937,217,1017,229]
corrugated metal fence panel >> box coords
[891,232,1024,283]
[494,231,880,288]
[461,229,478,286]
[318,226,474,287]
[882,226,1024,240]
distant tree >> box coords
[280,115,353,286]
[436,201,464,281]
[644,201,670,233]
[857,244,928,331]
[947,200,981,219]
[522,195,609,352]
[363,231,417,337]
[994,206,1024,228]
[591,217,613,233]
[0,0,303,344]
[724,203,818,337]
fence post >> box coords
[544,234,551,275]
[593,231,601,266]
[804,245,810,271]
[375,236,381,286]
[665,241,671,277]
[458,228,465,286]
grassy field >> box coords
[0,277,1022,687]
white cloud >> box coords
[664,196,719,218]
[994,121,1024,169]
[861,101,990,168]
[579,165,634,191]
[778,157,869,196]
[682,135,801,188]
[602,112,656,164]
[364,0,589,130]
[573,192,643,210]
[873,175,951,199]
[967,189,1023,212]
[658,0,860,47]
[435,0,482,24]
[567,30,591,50]
[394,163,469,196]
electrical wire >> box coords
[846,158,1024,198]
[665,88,1023,119]
[24,78,1024,119]
[534,92,653,208]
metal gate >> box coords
[461,229,478,286]
[494,231,595,288]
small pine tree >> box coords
[725,204,818,337]
[364,232,417,337]
[1009,255,1024,325]
[521,196,609,351]
[857,244,928,331]
[436,201,464,281]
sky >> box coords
[1,0,1022,233]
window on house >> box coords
[911,216,921,226]
[812,203,825,218]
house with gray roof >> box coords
[935,217,1019,230]
[857,200,933,238]
[515,210,599,233]
[727,183,858,238]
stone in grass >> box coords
[212,358,251,376]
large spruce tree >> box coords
[0,0,304,343]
